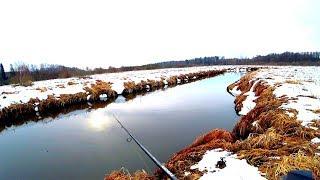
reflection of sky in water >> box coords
[0,73,242,180]
[87,109,112,132]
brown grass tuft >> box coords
[313,109,320,114]
[266,151,320,180]
[235,71,257,92]
[88,80,115,100]
[160,129,234,179]
[189,129,236,148]
[105,169,154,180]
[285,80,302,85]
[56,84,65,88]
[21,80,33,87]
[67,81,77,85]
[36,87,48,92]
[123,81,136,93]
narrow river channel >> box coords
[0,72,242,180]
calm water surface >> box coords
[0,73,241,180]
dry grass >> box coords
[105,169,154,180]
[266,151,320,180]
[234,94,247,113]
[67,81,78,85]
[253,81,268,96]
[189,129,236,148]
[123,81,139,94]
[284,80,302,84]
[167,76,178,86]
[235,71,257,92]
[236,128,283,150]
[56,84,65,88]
[313,109,320,114]
[227,72,256,94]
[36,87,48,92]
[1,91,15,95]
[233,85,288,139]
[122,70,225,97]
[162,70,320,179]
[88,80,114,100]
[0,103,35,120]
[159,129,235,179]
[229,73,320,179]
[0,80,117,121]
[21,80,33,87]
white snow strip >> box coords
[190,148,265,180]
[238,80,259,115]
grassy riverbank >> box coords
[105,66,320,179]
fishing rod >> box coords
[112,114,178,180]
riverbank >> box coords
[106,66,320,179]
[0,66,254,126]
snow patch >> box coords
[99,94,108,101]
[238,80,259,115]
[311,137,320,144]
[111,82,125,94]
[190,148,265,180]
[244,66,320,127]
[229,86,242,96]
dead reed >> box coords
[266,151,320,179]
[158,129,235,179]
[105,169,154,180]
[159,69,319,179]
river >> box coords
[0,72,242,179]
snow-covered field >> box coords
[0,66,242,111]
[229,66,320,153]
[230,66,320,128]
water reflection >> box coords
[87,109,112,132]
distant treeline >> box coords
[0,52,319,86]
[143,51,320,68]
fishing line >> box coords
[112,113,178,180]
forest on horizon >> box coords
[1,51,319,86]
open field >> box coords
[106,66,320,179]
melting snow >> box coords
[99,94,108,101]
[238,80,259,115]
[311,137,320,144]
[235,66,320,128]
[229,85,242,96]
[190,148,265,180]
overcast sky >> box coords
[0,0,319,70]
